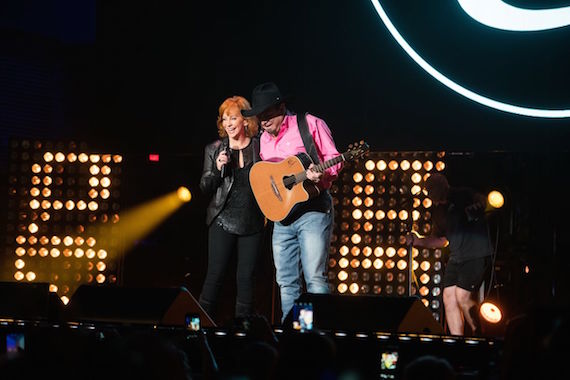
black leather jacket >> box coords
[199,137,261,226]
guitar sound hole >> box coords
[283,175,295,190]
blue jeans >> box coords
[272,210,333,322]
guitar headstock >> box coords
[344,140,370,161]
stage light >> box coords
[100,189,110,199]
[351,246,361,256]
[487,190,504,209]
[15,259,25,270]
[375,210,385,220]
[365,160,375,170]
[55,152,65,162]
[480,301,503,324]
[177,187,192,202]
[351,234,362,244]
[349,283,360,294]
[78,153,88,163]
[373,259,383,269]
[44,152,54,162]
[350,259,360,269]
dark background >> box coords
[1,0,569,324]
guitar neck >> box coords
[314,155,346,173]
[294,154,346,183]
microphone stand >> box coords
[402,197,417,298]
[407,221,415,297]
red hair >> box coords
[216,96,259,138]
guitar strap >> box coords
[296,112,320,165]
[278,112,331,225]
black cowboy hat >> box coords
[241,82,288,117]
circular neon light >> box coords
[458,0,570,32]
[370,0,570,118]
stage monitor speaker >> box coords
[0,282,62,321]
[69,285,215,327]
[284,293,443,334]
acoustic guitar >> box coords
[249,141,369,222]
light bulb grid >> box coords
[330,152,446,321]
[5,140,123,302]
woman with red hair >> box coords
[199,96,265,322]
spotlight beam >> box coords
[94,189,190,255]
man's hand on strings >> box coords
[306,164,323,183]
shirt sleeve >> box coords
[308,115,343,188]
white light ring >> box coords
[369,0,570,118]
[458,0,570,32]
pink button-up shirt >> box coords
[259,113,343,190]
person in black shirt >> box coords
[407,173,492,336]
[199,96,265,321]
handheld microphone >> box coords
[220,146,232,178]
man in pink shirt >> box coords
[242,82,343,322]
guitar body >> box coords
[249,153,319,222]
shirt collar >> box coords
[262,114,293,141]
